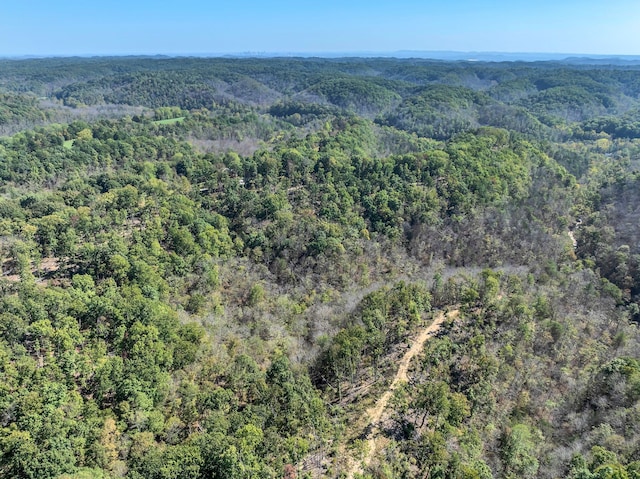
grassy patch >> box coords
[153,116,186,125]
[63,139,75,149]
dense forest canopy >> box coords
[0,56,640,479]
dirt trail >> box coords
[568,219,582,250]
[347,309,458,478]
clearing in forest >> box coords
[153,116,186,125]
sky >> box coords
[1,0,639,57]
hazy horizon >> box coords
[3,51,640,63]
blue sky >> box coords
[1,0,639,56]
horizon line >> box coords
[2,50,640,61]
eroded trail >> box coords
[348,309,458,478]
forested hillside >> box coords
[0,57,639,479]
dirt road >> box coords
[347,308,458,478]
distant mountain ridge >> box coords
[3,50,640,64]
